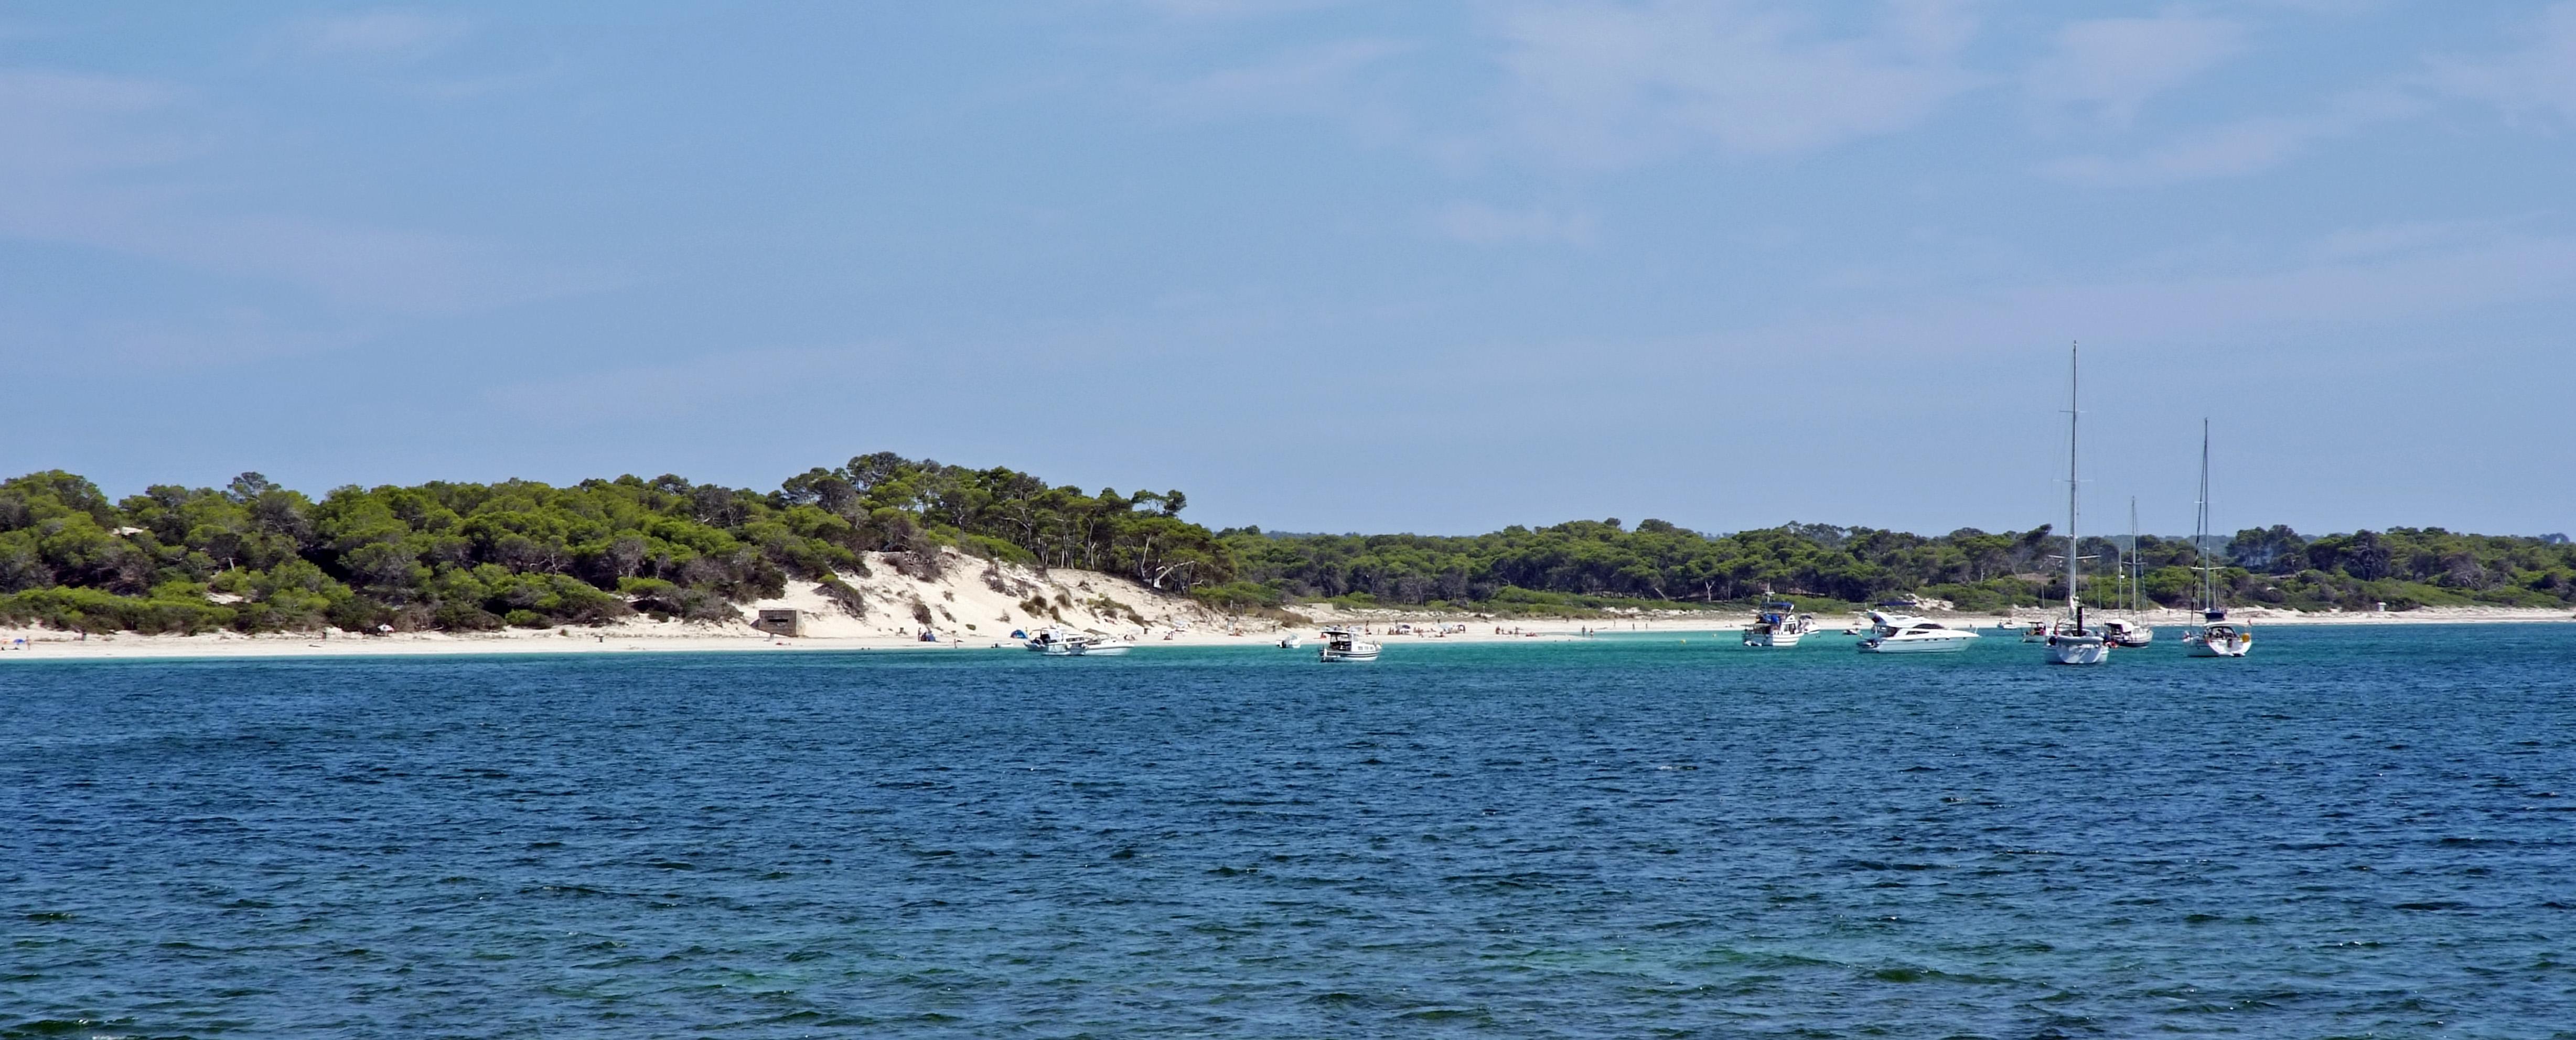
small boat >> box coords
[1856,612,1980,653]
[1317,627,1381,662]
[1277,634,1303,649]
[2101,617,2155,649]
[1743,601,1813,647]
[1024,627,1128,656]
[1025,627,1082,655]
[2045,619,2111,665]
[2043,343,2111,667]
[2182,420,2253,658]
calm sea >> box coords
[6,624,2574,1037]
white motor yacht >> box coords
[1856,612,1980,653]
[1025,627,1082,655]
[1317,627,1381,662]
[1743,601,1813,647]
[2182,421,2253,658]
[2043,344,2112,666]
[1025,627,1129,656]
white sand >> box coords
[2,555,2566,664]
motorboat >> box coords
[1856,612,1980,653]
[1277,634,1303,649]
[2182,420,2253,658]
[1743,601,1813,647]
[2101,617,2155,649]
[1317,627,1381,662]
[2043,344,2111,666]
[1024,627,1129,656]
[1025,627,1082,655]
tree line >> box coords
[0,454,1232,634]
[4,458,2568,634]
[1198,518,2576,615]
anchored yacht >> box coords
[2101,499,2155,648]
[2182,421,2254,658]
[1317,627,1381,663]
[1024,627,1131,656]
[1743,601,1814,647]
[1856,612,1980,653]
[2044,344,2111,666]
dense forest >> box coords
[1202,520,2576,616]
[0,455,1230,634]
[2,457,2569,634]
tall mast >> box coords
[2066,343,2081,623]
[2196,419,2214,612]
[2128,496,2141,613]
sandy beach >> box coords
[4,593,2564,663]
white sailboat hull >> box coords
[2045,635,2110,665]
[2184,626,2252,657]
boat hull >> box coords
[1856,634,1973,654]
[2045,636,2111,665]
[1743,630,1803,648]
[2184,628,2252,657]
[1318,647,1380,663]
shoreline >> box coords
[4,605,2566,663]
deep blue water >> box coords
[6,624,2575,1038]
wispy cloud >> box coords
[1738,223,2576,354]
[2038,89,2422,186]
[1431,201,1596,246]
[1127,0,1352,21]
[1152,37,1412,123]
[2026,15,2245,128]
[2305,216,2527,263]
[0,64,602,317]
[1491,0,1986,166]
[2423,1,2576,126]
[287,10,471,62]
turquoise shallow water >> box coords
[5,624,2575,1037]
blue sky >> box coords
[4,1,2571,537]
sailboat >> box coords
[2183,420,2254,658]
[2044,344,2112,666]
[2100,497,2155,648]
